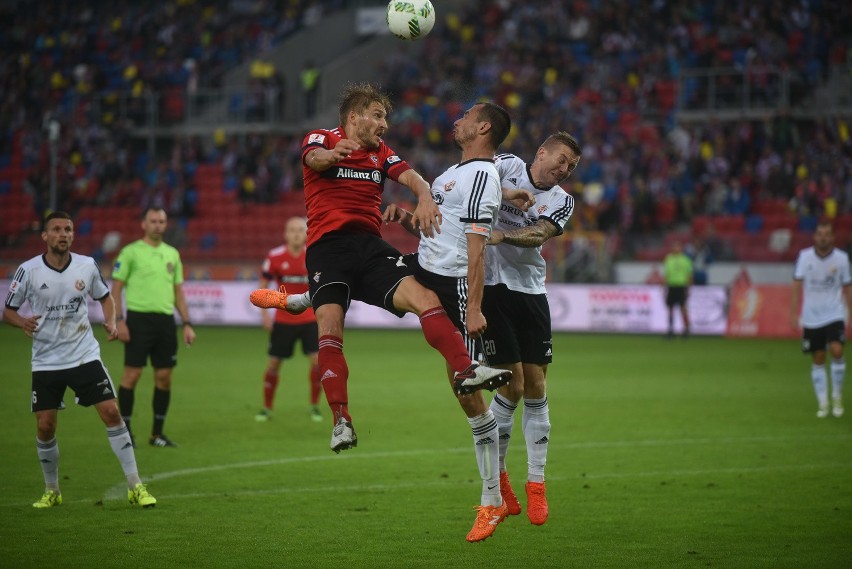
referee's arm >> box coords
[175,283,195,346]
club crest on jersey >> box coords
[537,205,548,215]
[313,272,321,283]
[281,262,290,270]
[74,279,85,291]
[443,180,456,192]
[369,154,378,165]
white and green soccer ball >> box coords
[386,0,435,41]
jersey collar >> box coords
[456,158,494,167]
[41,253,73,273]
[525,164,551,190]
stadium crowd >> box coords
[1,0,850,260]
[0,0,343,218]
[377,0,852,238]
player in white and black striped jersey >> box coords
[790,221,851,418]
[481,132,581,525]
[3,211,156,509]
[383,102,516,542]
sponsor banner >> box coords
[726,285,798,338]
[1,280,728,335]
[549,285,728,335]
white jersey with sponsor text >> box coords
[417,158,501,278]
[5,253,110,371]
[486,153,575,294]
[793,247,851,328]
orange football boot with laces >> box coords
[250,285,289,310]
[466,502,508,542]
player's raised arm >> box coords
[397,168,441,238]
[305,140,360,172]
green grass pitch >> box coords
[0,326,850,568]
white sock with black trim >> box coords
[468,410,501,507]
[523,396,550,483]
[107,422,142,487]
[830,359,845,401]
[812,364,829,408]
[489,393,517,472]
[36,437,59,492]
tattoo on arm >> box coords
[500,220,559,248]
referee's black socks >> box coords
[152,388,170,436]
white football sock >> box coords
[830,359,845,401]
[36,437,59,492]
[468,410,501,507]
[489,393,517,472]
[107,423,142,487]
[523,397,550,483]
[811,364,829,408]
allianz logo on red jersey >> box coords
[334,167,383,184]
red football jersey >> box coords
[261,245,315,325]
[301,127,412,246]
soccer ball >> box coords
[386,1,435,41]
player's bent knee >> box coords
[394,279,440,315]
[96,402,123,426]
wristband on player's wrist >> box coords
[183,321,193,327]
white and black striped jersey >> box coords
[793,247,851,328]
[486,153,575,294]
[5,253,110,371]
[417,158,501,278]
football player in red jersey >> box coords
[255,217,323,423]
[257,83,512,453]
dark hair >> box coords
[338,83,392,126]
[475,102,511,149]
[542,131,582,157]
[141,206,167,220]
[815,220,834,232]
[42,210,72,231]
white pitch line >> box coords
[2,433,848,507]
[95,431,849,502]
[50,460,852,506]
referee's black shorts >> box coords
[666,286,688,307]
[481,283,553,366]
[124,310,178,368]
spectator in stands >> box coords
[724,177,751,216]
[685,234,714,286]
